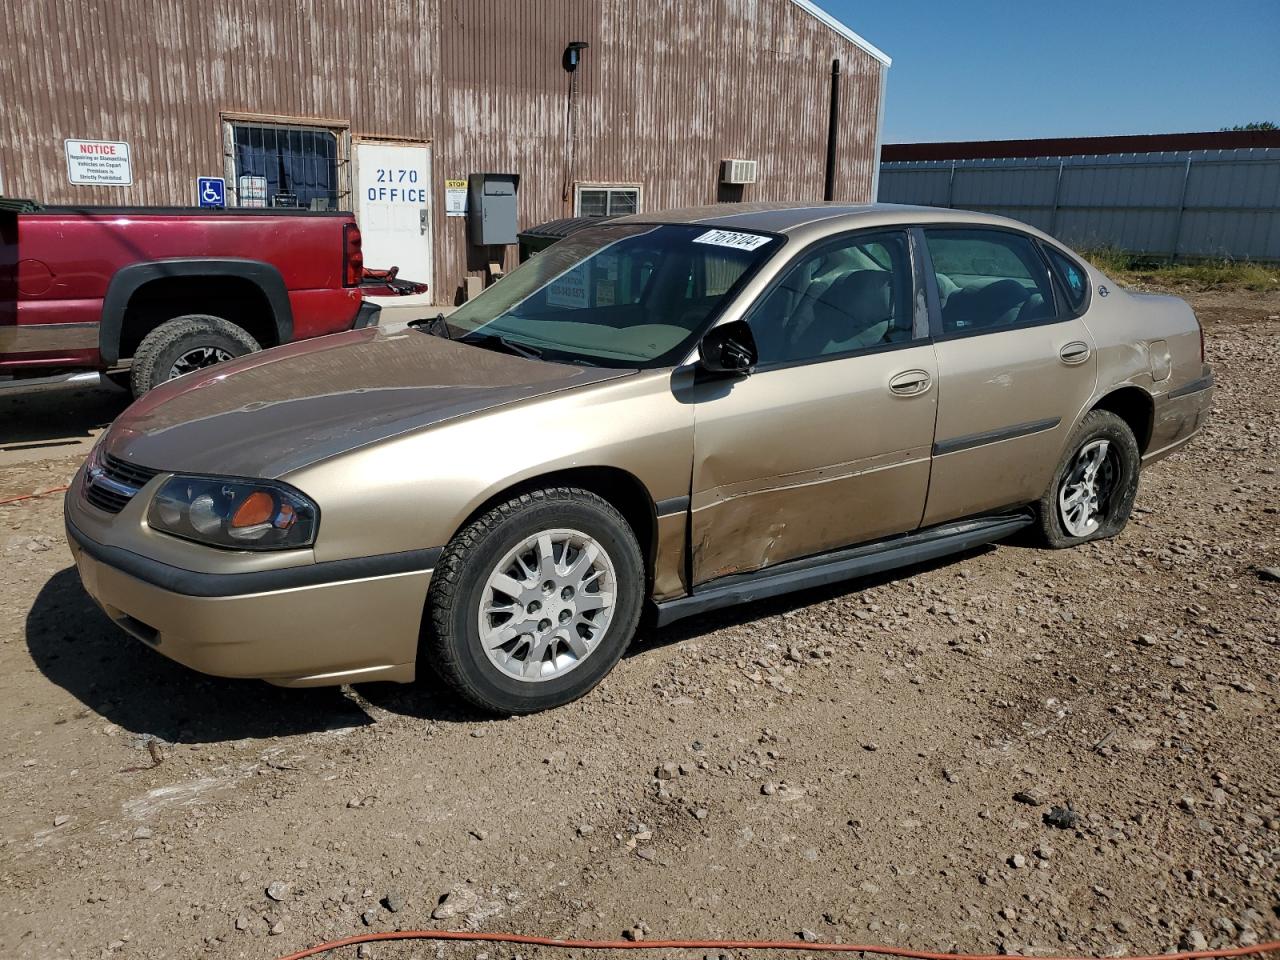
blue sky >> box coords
[822,0,1280,143]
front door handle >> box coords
[888,369,932,396]
[1059,341,1091,365]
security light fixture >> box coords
[564,41,589,72]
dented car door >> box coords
[688,229,939,583]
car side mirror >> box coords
[699,320,758,376]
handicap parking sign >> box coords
[197,176,226,208]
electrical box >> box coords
[467,173,521,245]
[720,159,758,185]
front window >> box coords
[443,223,780,368]
[745,230,919,366]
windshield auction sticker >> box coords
[692,229,772,251]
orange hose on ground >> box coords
[273,930,1280,960]
[0,484,69,506]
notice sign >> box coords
[238,175,267,208]
[65,139,132,185]
[444,178,468,217]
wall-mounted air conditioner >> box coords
[720,159,758,185]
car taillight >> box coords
[1198,321,1206,363]
[343,222,363,287]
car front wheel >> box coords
[1035,409,1140,548]
[425,487,644,714]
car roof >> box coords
[612,201,1042,238]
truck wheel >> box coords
[129,314,260,397]
[425,487,645,715]
[1034,409,1140,549]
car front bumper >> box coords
[65,514,432,688]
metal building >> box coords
[1,0,890,304]
[879,131,1280,262]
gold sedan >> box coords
[65,204,1214,713]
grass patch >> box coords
[1080,247,1279,292]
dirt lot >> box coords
[1,285,1277,960]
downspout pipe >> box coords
[823,58,841,201]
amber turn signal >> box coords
[230,491,275,528]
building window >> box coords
[575,184,641,217]
[222,117,349,210]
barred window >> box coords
[227,120,344,210]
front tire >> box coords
[425,487,644,714]
[129,314,260,397]
[1035,409,1140,548]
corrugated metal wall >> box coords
[879,149,1280,262]
[436,0,884,292]
[1,0,884,303]
[0,0,440,204]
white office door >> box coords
[355,141,433,287]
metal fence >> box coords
[878,148,1280,262]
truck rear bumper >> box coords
[352,301,382,329]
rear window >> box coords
[923,228,1057,334]
[928,232,1035,279]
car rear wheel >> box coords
[129,314,260,398]
[425,487,644,714]
[1035,409,1140,548]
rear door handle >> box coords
[1059,341,1091,365]
[888,369,932,396]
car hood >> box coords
[103,325,632,478]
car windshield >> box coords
[442,223,780,368]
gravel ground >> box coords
[1,285,1276,960]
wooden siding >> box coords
[2,0,885,303]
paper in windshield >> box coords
[692,229,772,252]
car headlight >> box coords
[147,476,318,550]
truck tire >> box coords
[129,314,260,397]
[425,487,645,715]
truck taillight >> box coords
[343,223,363,287]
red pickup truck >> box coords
[1,202,377,397]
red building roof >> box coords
[882,130,1280,162]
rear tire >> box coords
[1035,409,1140,548]
[424,487,644,715]
[129,314,259,397]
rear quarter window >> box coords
[1044,246,1090,313]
